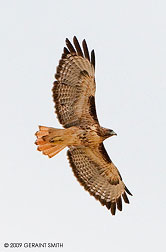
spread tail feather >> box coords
[35,126,66,158]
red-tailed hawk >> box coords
[35,36,132,215]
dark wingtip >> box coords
[63,47,70,55]
[73,36,83,57]
[105,201,111,210]
[117,196,122,211]
[65,38,76,53]
[100,198,106,206]
[122,192,130,204]
[125,186,133,196]
[65,37,95,69]
[82,39,90,61]
[111,202,116,215]
[91,49,95,69]
[73,35,78,43]
[65,38,69,44]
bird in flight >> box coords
[35,36,132,215]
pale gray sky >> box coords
[0,0,166,251]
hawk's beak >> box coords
[111,130,117,136]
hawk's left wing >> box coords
[67,144,132,215]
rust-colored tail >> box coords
[35,126,66,158]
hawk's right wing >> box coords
[52,36,99,128]
[67,144,132,215]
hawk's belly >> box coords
[66,126,102,147]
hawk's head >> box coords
[100,128,117,139]
[107,129,117,137]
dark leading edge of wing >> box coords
[64,36,95,69]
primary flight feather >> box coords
[35,36,132,215]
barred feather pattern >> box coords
[52,37,97,128]
[67,145,131,215]
[49,37,132,215]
